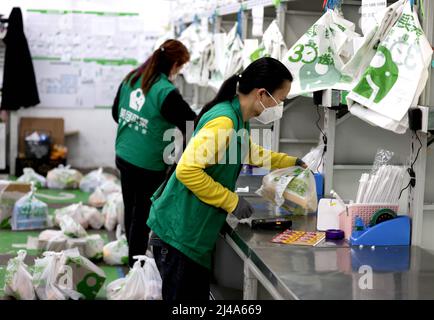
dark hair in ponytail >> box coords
[125,39,190,94]
[195,57,293,125]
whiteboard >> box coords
[25,9,161,108]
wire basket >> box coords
[339,203,399,240]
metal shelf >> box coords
[333,165,372,171]
[280,138,318,144]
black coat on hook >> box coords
[1,7,40,110]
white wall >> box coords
[2,0,171,169]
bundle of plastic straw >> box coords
[355,165,406,204]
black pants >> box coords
[116,156,166,267]
[152,237,210,301]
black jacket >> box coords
[1,7,40,110]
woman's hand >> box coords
[295,158,308,169]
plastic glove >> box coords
[295,158,308,169]
[232,197,254,220]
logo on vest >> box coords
[129,88,145,112]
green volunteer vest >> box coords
[147,97,250,269]
[115,73,176,171]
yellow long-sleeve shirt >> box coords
[176,116,297,214]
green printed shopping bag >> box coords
[282,9,360,97]
[346,0,433,133]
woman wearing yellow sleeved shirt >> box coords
[147,57,306,301]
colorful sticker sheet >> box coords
[271,230,325,246]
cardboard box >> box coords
[18,117,64,157]
[0,181,32,228]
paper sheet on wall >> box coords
[25,9,160,108]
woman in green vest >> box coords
[112,39,197,267]
[148,57,307,300]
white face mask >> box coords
[254,91,284,124]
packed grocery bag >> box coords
[282,9,360,97]
[82,205,105,229]
[0,181,32,229]
[88,181,121,208]
[37,229,104,261]
[33,248,106,300]
[106,255,162,300]
[79,168,118,193]
[346,0,433,133]
[32,251,82,300]
[11,189,49,230]
[103,224,128,265]
[47,165,83,189]
[59,214,88,239]
[256,166,318,215]
[103,192,124,232]
[53,203,87,229]
[88,187,107,208]
[52,202,104,230]
[17,168,46,188]
[4,250,36,300]
[38,230,86,256]
[250,20,287,62]
[84,234,105,261]
[38,230,68,252]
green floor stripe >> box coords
[35,189,90,204]
[0,230,41,256]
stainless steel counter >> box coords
[223,182,434,300]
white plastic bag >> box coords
[17,168,46,188]
[88,187,107,208]
[103,192,124,232]
[346,0,433,133]
[249,20,287,62]
[4,250,36,300]
[103,225,128,265]
[11,190,49,230]
[106,255,162,300]
[99,180,121,195]
[85,234,104,261]
[107,256,147,300]
[38,230,68,252]
[32,251,82,300]
[283,9,361,97]
[342,0,405,84]
[46,165,83,190]
[82,205,105,230]
[302,144,325,174]
[58,248,106,300]
[143,256,162,300]
[80,168,118,193]
[209,24,244,90]
[54,203,88,229]
[256,166,318,214]
[106,278,126,300]
[59,215,88,238]
[79,168,104,193]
